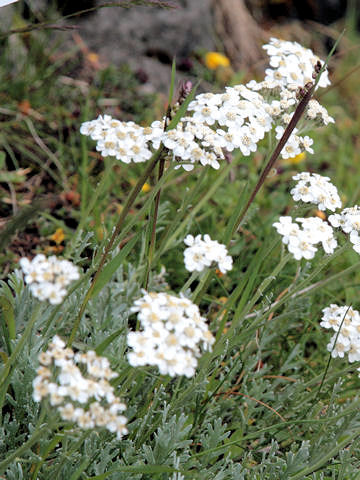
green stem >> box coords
[192,270,213,304]
[211,253,291,354]
[144,156,165,289]
[72,153,114,248]
[156,162,233,258]
[0,303,41,390]
[0,295,15,342]
[31,432,63,479]
[289,429,360,479]
[67,147,164,347]
[180,271,199,294]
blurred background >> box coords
[1,0,357,92]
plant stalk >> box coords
[68,147,164,347]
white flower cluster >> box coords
[245,79,333,160]
[183,234,233,273]
[275,125,314,160]
[80,115,163,164]
[81,38,333,169]
[33,336,128,439]
[290,172,342,212]
[246,79,334,126]
[19,254,80,304]
[321,304,360,364]
[273,173,360,260]
[306,99,335,126]
[274,172,341,260]
[263,37,330,88]
[329,206,360,254]
[186,85,272,155]
[273,216,337,260]
[127,291,215,377]
[161,117,225,170]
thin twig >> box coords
[216,389,286,422]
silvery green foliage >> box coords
[198,418,230,463]
[143,407,192,464]
[66,230,94,264]
[5,462,24,480]
[283,440,310,475]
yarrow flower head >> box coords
[183,234,233,273]
[329,206,360,254]
[273,216,337,260]
[187,85,273,159]
[127,291,215,377]
[33,336,128,439]
[320,304,360,363]
[81,38,333,170]
[19,254,80,304]
[80,115,163,164]
[263,37,330,89]
[291,172,342,212]
[246,78,333,160]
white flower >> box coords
[290,172,341,212]
[272,216,300,245]
[306,99,335,125]
[328,205,360,255]
[128,291,214,377]
[273,215,337,260]
[327,333,350,358]
[81,115,156,164]
[33,337,128,439]
[183,234,233,273]
[300,135,314,154]
[321,304,360,369]
[19,255,80,304]
[263,37,330,89]
[287,231,317,260]
[81,38,333,174]
[296,217,337,254]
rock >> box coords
[70,0,215,92]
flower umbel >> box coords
[321,305,360,363]
[81,38,333,171]
[273,216,337,260]
[291,172,342,212]
[33,336,128,439]
[263,37,330,89]
[329,206,360,254]
[183,234,233,273]
[19,254,80,304]
[127,291,215,377]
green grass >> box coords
[1,6,360,479]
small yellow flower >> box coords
[285,151,306,165]
[205,52,230,70]
[49,228,65,245]
[141,183,151,193]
